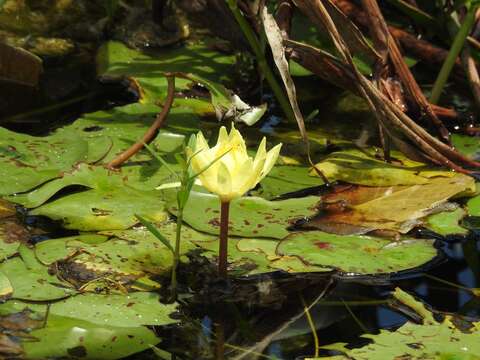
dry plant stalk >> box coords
[290,0,480,173]
[107,74,175,169]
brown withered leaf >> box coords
[305,175,475,235]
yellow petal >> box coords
[217,162,232,200]
[246,151,266,190]
[232,158,254,196]
[217,126,229,145]
[253,137,267,167]
[259,143,282,181]
[195,131,210,152]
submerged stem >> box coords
[218,201,231,278]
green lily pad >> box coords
[97,41,266,124]
[310,148,456,186]
[0,297,164,360]
[258,165,323,199]
[35,234,109,265]
[277,231,437,275]
[105,222,327,276]
[0,271,12,300]
[170,191,320,239]
[97,40,234,107]
[24,315,162,360]
[0,220,25,260]
[0,126,109,196]
[35,227,195,290]
[315,288,480,360]
[30,187,167,231]
[424,207,468,236]
[451,133,480,160]
[103,221,215,245]
[0,256,75,301]
[17,164,168,231]
[0,292,177,359]
[467,193,480,216]
[68,103,200,164]
[49,292,178,328]
[199,236,329,276]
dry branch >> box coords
[107,74,175,169]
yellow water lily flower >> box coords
[187,125,282,202]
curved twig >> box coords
[107,74,176,169]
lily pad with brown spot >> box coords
[0,256,75,301]
[0,126,109,196]
[277,231,437,275]
[35,230,195,291]
[50,292,178,328]
[24,314,162,360]
[35,234,107,264]
[67,103,200,164]
[0,218,30,260]
[96,40,235,111]
[106,222,328,276]
[170,191,320,239]
[315,288,480,360]
[258,165,323,199]
[0,199,15,219]
[0,293,167,359]
[30,187,167,231]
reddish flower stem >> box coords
[218,201,230,278]
[107,74,175,169]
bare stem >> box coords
[107,74,175,169]
[218,201,230,278]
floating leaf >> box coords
[0,256,75,301]
[258,165,323,199]
[35,234,109,265]
[452,133,480,160]
[103,221,215,245]
[0,271,12,300]
[0,126,108,196]
[309,175,475,234]
[30,187,167,231]
[310,148,455,186]
[0,219,28,260]
[0,293,177,359]
[35,227,196,290]
[68,103,200,164]
[467,193,480,216]
[425,207,468,236]
[169,191,320,239]
[49,292,178,328]
[14,164,168,231]
[277,231,437,275]
[97,41,233,107]
[24,315,160,360]
[315,288,480,359]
